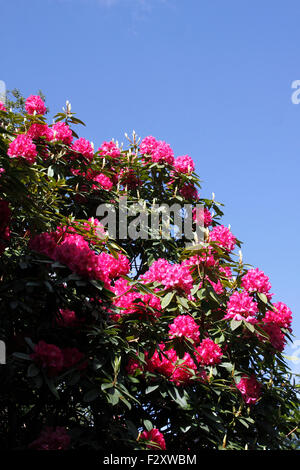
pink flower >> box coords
[141,258,194,295]
[27,123,53,141]
[119,168,142,189]
[193,207,213,227]
[54,234,110,286]
[169,315,200,344]
[126,357,143,375]
[263,302,292,330]
[207,278,224,295]
[145,343,206,386]
[139,136,158,155]
[62,347,87,370]
[29,426,70,450]
[174,155,195,174]
[51,121,73,145]
[0,101,7,112]
[259,322,286,352]
[219,265,233,279]
[98,252,130,280]
[140,429,166,450]
[25,95,46,115]
[140,136,174,165]
[30,340,64,376]
[80,217,106,243]
[241,268,272,296]
[92,173,113,191]
[98,140,121,159]
[224,291,258,324]
[195,338,223,365]
[179,182,199,201]
[181,249,217,271]
[70,137,94,163]
[29,231,58,259]
[209,225,236,252]
[236,375,261,405]
[7,134,37,164]
[56,308,81,328]
[29,229,111,287]
[113,278,161,319]
[0,168,5,176]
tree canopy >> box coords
[0,92,299,452]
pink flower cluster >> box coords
[56,308,82,328]
[259,322,286,352]
[195,338,223,365]
[168,315,200,344]
[70,137,94,163]
[145,343,203,386]
[219,265,233,279]
[257,301,293,352]
[141,258,194,295]
[140,428,166,450]
[241,268,272,297]
[119,168,142,189]
[7,134,38,164]
[113,278,161,319]
[29,426,70,450]
[51,121,73,145]
[193,207,213,227]
[25,95,46,115]
[98,140,121,159]
[27,123,53,142]
[181,249,218,272]
[31,340,86,376]
[224,290,258,324]
[54,233,111,285]
[179,182,199,201]
[92,172,113,191]
[173,154,195,174]
[98,252,131,280]
[29,223,129,287]
[0,101,7,111]
[263,301,292,330]
[236,375,261,405]
[209,225,236,252]
[140,136,174,165]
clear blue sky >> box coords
[1,0,300,375]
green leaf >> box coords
[83,389,99,402]
[230,320,242,331]
[12,352,31,361]
[257,292,268,304]
[197,288,206,301]
[27,363,40,377]
[238,418,249,428]
[44,375,60,399]
[176,295,189,310]
[143,419,153,431]
[161,291,175,309]
[145,384,159,394]
[243,321,255,333]
[107,388,121,406]
[219,362,234,373]
[24,337,36,351]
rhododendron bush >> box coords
[0,92,299,452]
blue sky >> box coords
[1,0,300,375]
